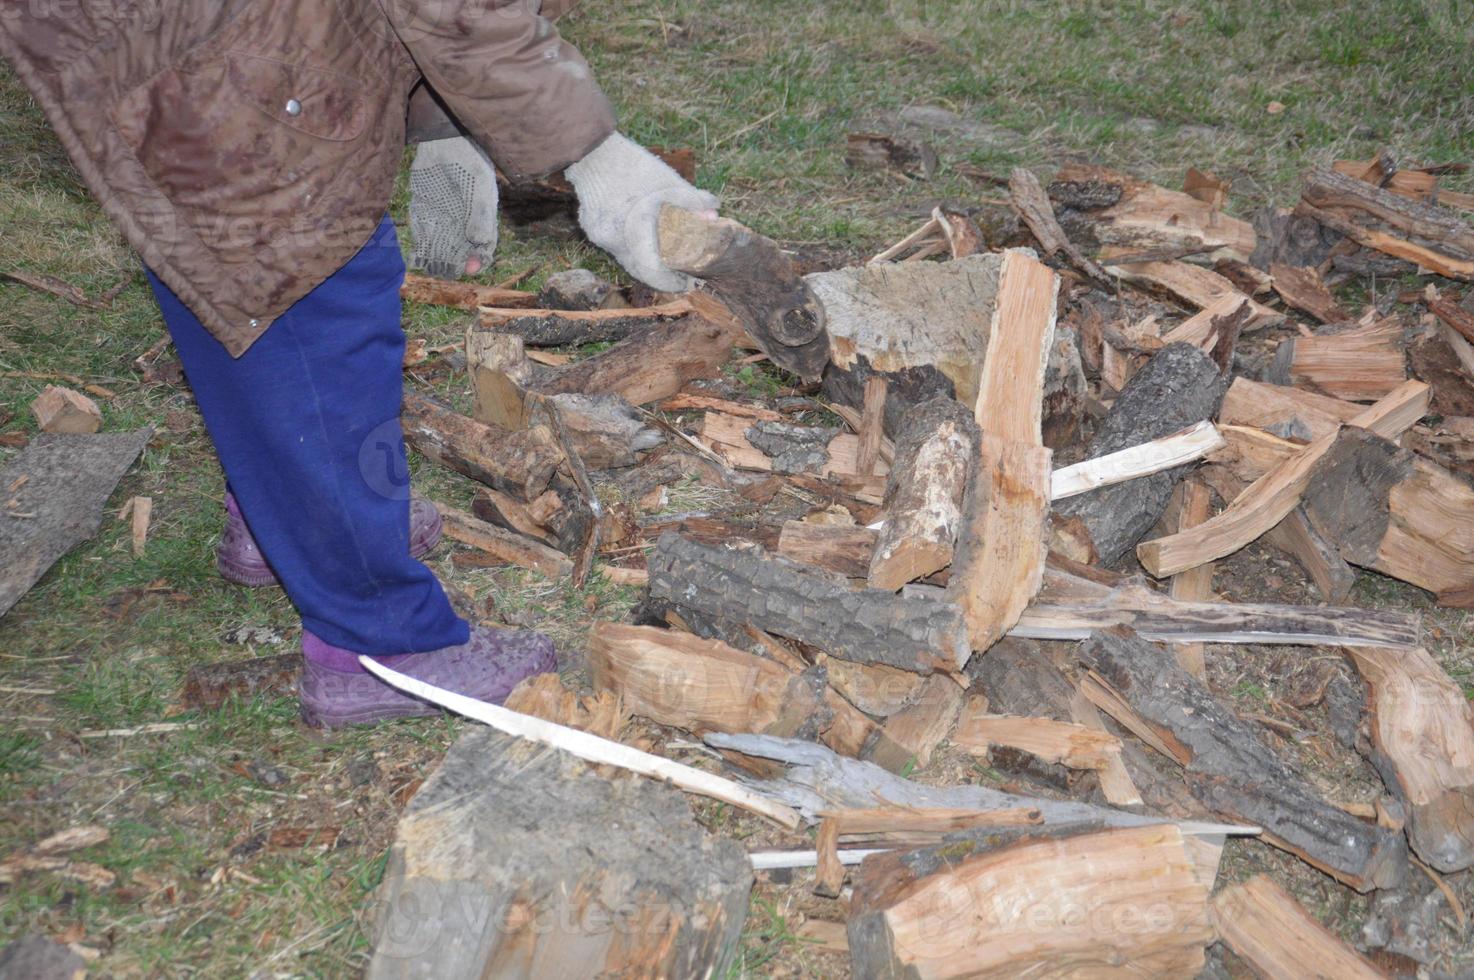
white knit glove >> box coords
[565,133,718,292]
[409,137,499,278]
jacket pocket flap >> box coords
[226,53,367,142]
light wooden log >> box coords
[1168,480,1213,680]
[863,674,965,772]
[1212,875,1387,980]
[1344,646,1474,872]
[1218,377,1361,442]
[401,274,536,310]
[952,711,1124,771]
[1050,421,1223,499]
[436,503,573,579]
[1281,319,1408,402]
[30,385,102,434]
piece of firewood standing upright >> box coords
[867,397,980,590]
[947,249,1059,652]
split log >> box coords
[862,674,964,772]
[585,623,876,758]
[948,249,1058,651]
[1100,253,1280,327]
[525,394,661,470]
[1300,427,1474,599]
[1344,646,1474,872]
[1212,875,1387,980]
[502,673,625,740]
[1012,582,1418,648]
[1219,376,1361,442]
[702,731,1241,833]
[847,824,1217,979]
[180,654,300,711]
[867,398,978,590]
[953,710,1123,771]
[1008,166,1108,282]
[1075,628,1407,891]
[479,301,693,348]
[1049,420,1224,500]
[647,533,971,673]
[856,375,887,478]
[1270,261,1348,323]
[820,657,927,719]
[776,520,876,578]
[1300,167,1474,280]
[1277,319,1408,402]
[0,429,151,617]
[1136,380,1430,577]
[1054,342,1230,564]
[966,637,1095,792]
[1167,480,1213,680]
[471,488,560,546]
[30,385,102,434]
[366,729,751,979]
[1048,162,1257,261]
[536,314,741,406]
[400,392,561,501]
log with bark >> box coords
[479,300,693,348]
[1074,628,1407,891]
[1298,426,1474,602]
[1047,162,1257,262]
[1053,342,1232,564]
[647,533,971,673]
[1298,166,1474,280]
[366,728,751,979]
[1136,380,1430,577]
[400,391,561,501]
[0,429,151,617]
[536,314,744,407]
[1008,166,1108,282]
[1344,645,1474,872]
[1408,319,1474,417]
[847,824,1219,979]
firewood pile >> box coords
[365,154,1474,978]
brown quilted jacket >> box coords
[0,0,615,355]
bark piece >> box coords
[30,385,102,434]
[867,398,978,590]
[1212,875,1386,980]
[847,824,1217,979]
[1270,261,1348,323]
[648,533,971,673]
[0,429,151,617]
[821,657,927,719]
[180,654,300,711]
[1054,342,1230,564]
[1345,645,1474,872]
[586,623,876,758]
[948,249,1059,651]
[367,728,751,979]
[400,274,535,310]
[863,674,964,772]
[1075,629,1407,891]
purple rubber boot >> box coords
[216,491,443,587]
[298,626,557,728]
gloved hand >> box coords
[408,136,499,278]
[564,133,719,292]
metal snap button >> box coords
[284,98,302,116]
[249,318,259,328]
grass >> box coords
[1,0,1473,975]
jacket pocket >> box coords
[112,50,368,217]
